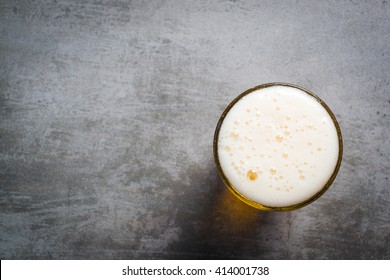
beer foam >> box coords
[217,85,340,208]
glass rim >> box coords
[213,82,343,211]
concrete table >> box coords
[0,0,389,259]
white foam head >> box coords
[215,84,342,209]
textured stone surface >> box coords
[0,0,389,259]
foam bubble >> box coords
[247,169,258,181]
[230,130,239,140]
[275,135,284,142]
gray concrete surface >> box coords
[0,0,389,259]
